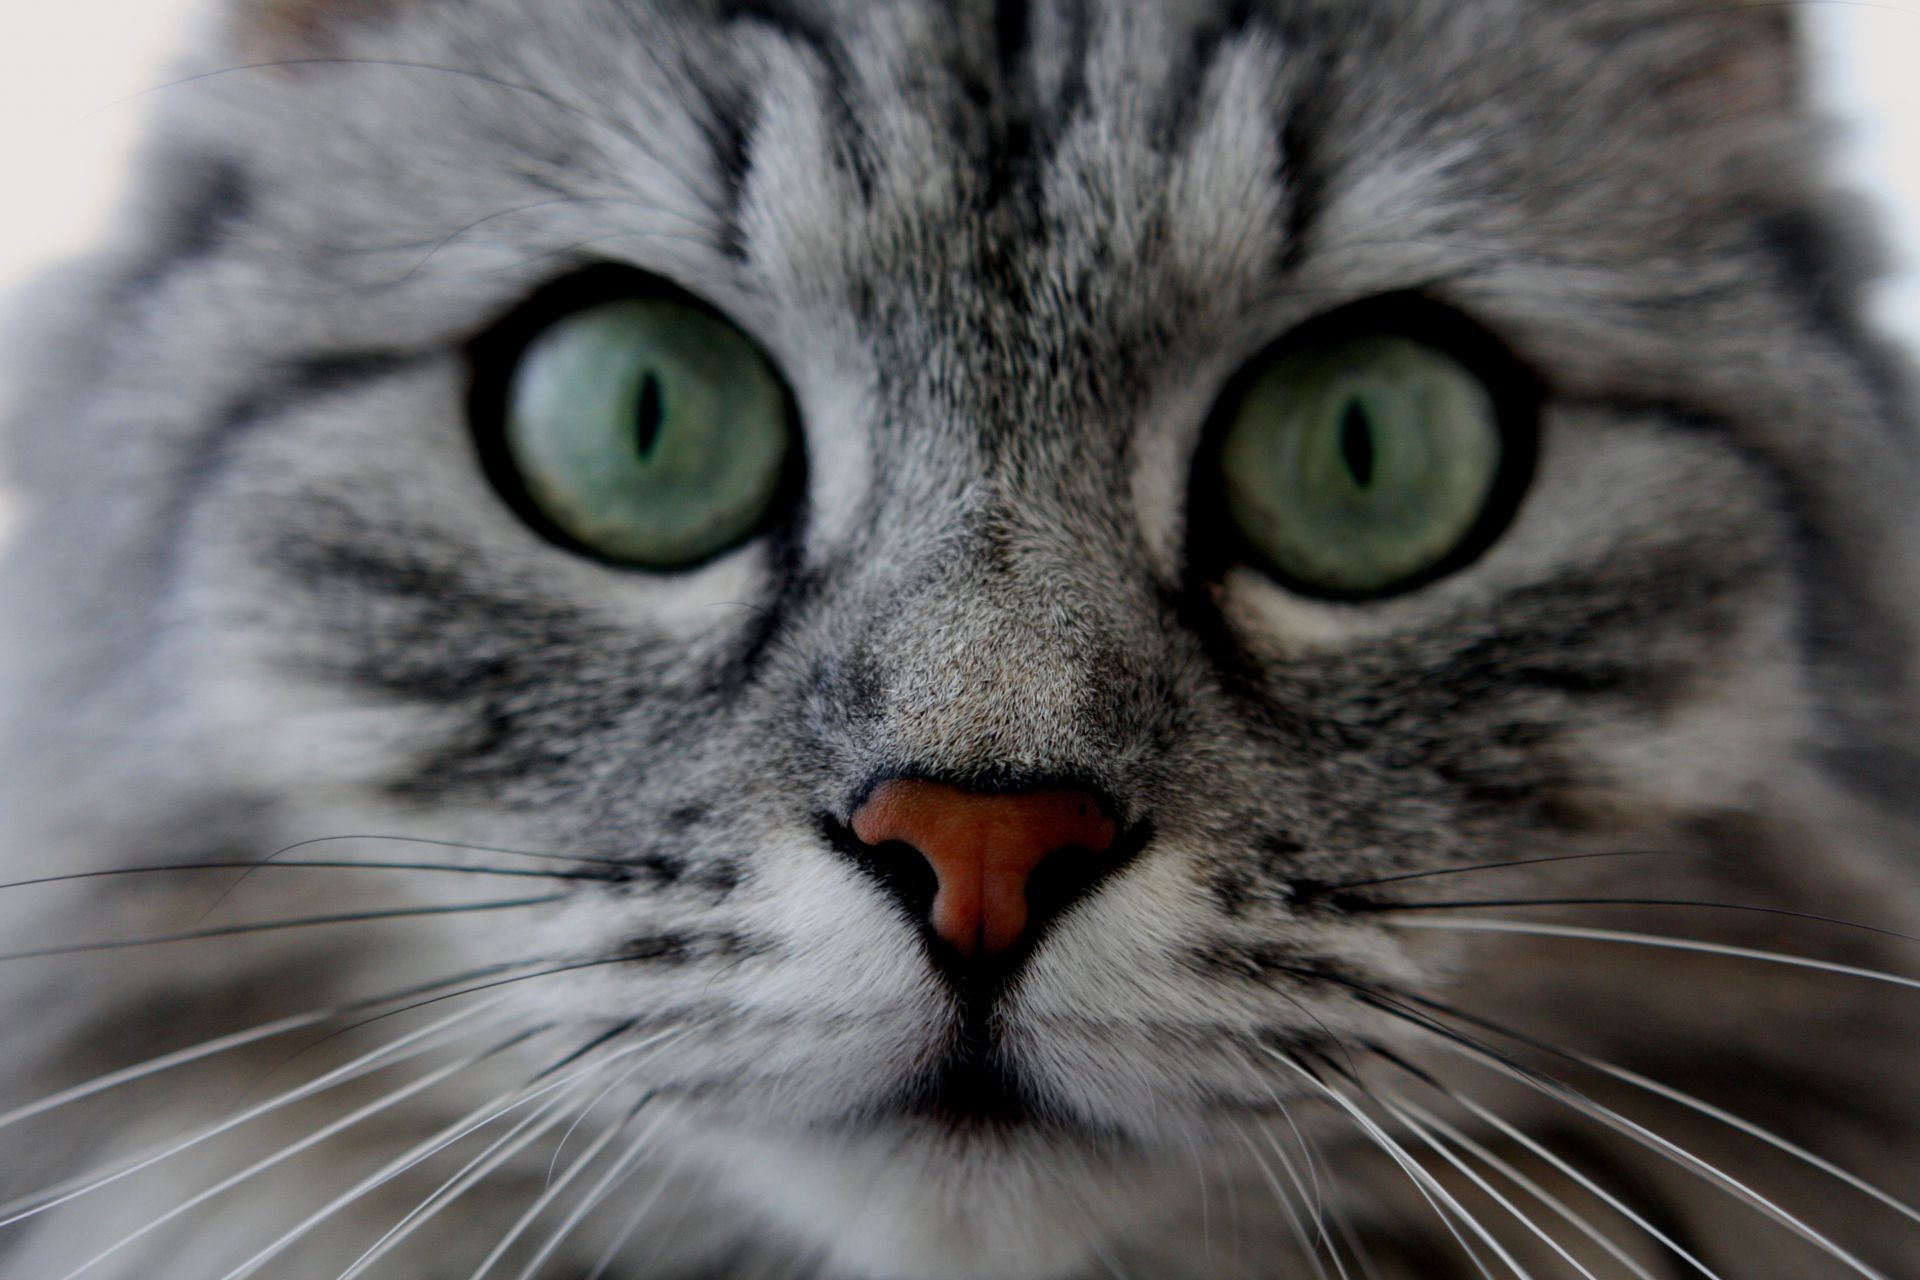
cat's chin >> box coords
[689,1119,1172,1280]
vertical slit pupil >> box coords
[636,372,664,459]
[1340,400,1375,487]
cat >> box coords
[2,0,1919,1275]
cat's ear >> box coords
[225,0,394,60]
[1616,0,1803,120]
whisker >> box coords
[0,859,618,894]
[1353,897,1920,944]
[1265,1050,1519,1280]
[1223,1046,1339,1265]
[226,1026,688,1280]
[337,1088,582,1280]
[193,832,637,920]
[260,946,708,1094]
[1376,1092,1604,1279]
[1363,1037,1718,1279]
[55,1028,526,1280]
[512,1110,670,1280]
[1386,1092,1663,1280]
[1232,1123,1338,1280]
[1266,1089,1336,1259]
[1410,1072,1722,1279]
[1379,917,1920,992]
[0,896,571,963]
[580,1162,680,1280]
[1349,989,1892,1279]
[1384,989,1920,1231]
[1573,1052,1920,1230]
[543,1053,659,1189]
[250,833,630,867]
[397,196,709,282]
[467,1096,656,1280]
[333,1032,689,1280]
[224,960,583,1107]
[1278,1113,1391,1280]
[0,996,506,1227]
[216,1026,555,1280]
[1317,851,1695,894]
[0,1010,332,1133]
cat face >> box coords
[2,1,1918,1276]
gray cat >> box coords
[2,0,1918,1276]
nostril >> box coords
[837,777,1131,963]
[832,827,940,925]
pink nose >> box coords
[849,779,1119,957]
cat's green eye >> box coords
[1217,328,1524,598]
[486,292,794,569]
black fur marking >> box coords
[1156,0,1255,154]
[991,0,1092,181]
[614,930,761,965]
[611,848,742,897]
[1276,110,1324,273]
[620,850,689,887]
[115,152,255,301]
[1756,205,1860,350]
[993,0,1031,85]
[1273,29,1348,276]
[159,351,426,580]
[666,804,711,830]
[696,78,757,265]
[721,0,876,204]
[1050,0,1094,134]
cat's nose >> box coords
[847,778,1120,958]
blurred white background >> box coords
[0,1,1916,345]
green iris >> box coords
[1219,335,1504,597]
[502,297,792,568]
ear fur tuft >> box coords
[229,0,397,60]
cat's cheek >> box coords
[1206,407,1776,655]
[998,845,1425,1124]
[1556,598,1810,824]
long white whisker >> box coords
[1556,1044,1920,1229]
[581,1162,683,1280]
[338,1088,582,1278]
[331,1028,688,1280]
[56,1033,510,1280]
[1233,1123,1338,1280]
[220,1077,540,1280]
[0,995,506,1227]
[1418,1074,1722,1279]
[1376,1093,1602,1280]
[1388,1094,1660,1280]
[1382,918,1920,992]
[538,1045,667,1190]
[511,1111,669,1280]
[1226,1046,1342,1271]
[224,1026,687,1279]
[1285,1114,1393,1280]
[0,1011,332,1134]
[1263,1049,1522,1280]
[1268,1086,1333,1248]
[466,1102,641,1280]
[1412,1021,1891,1279]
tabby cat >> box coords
[2,0,1918,1276]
